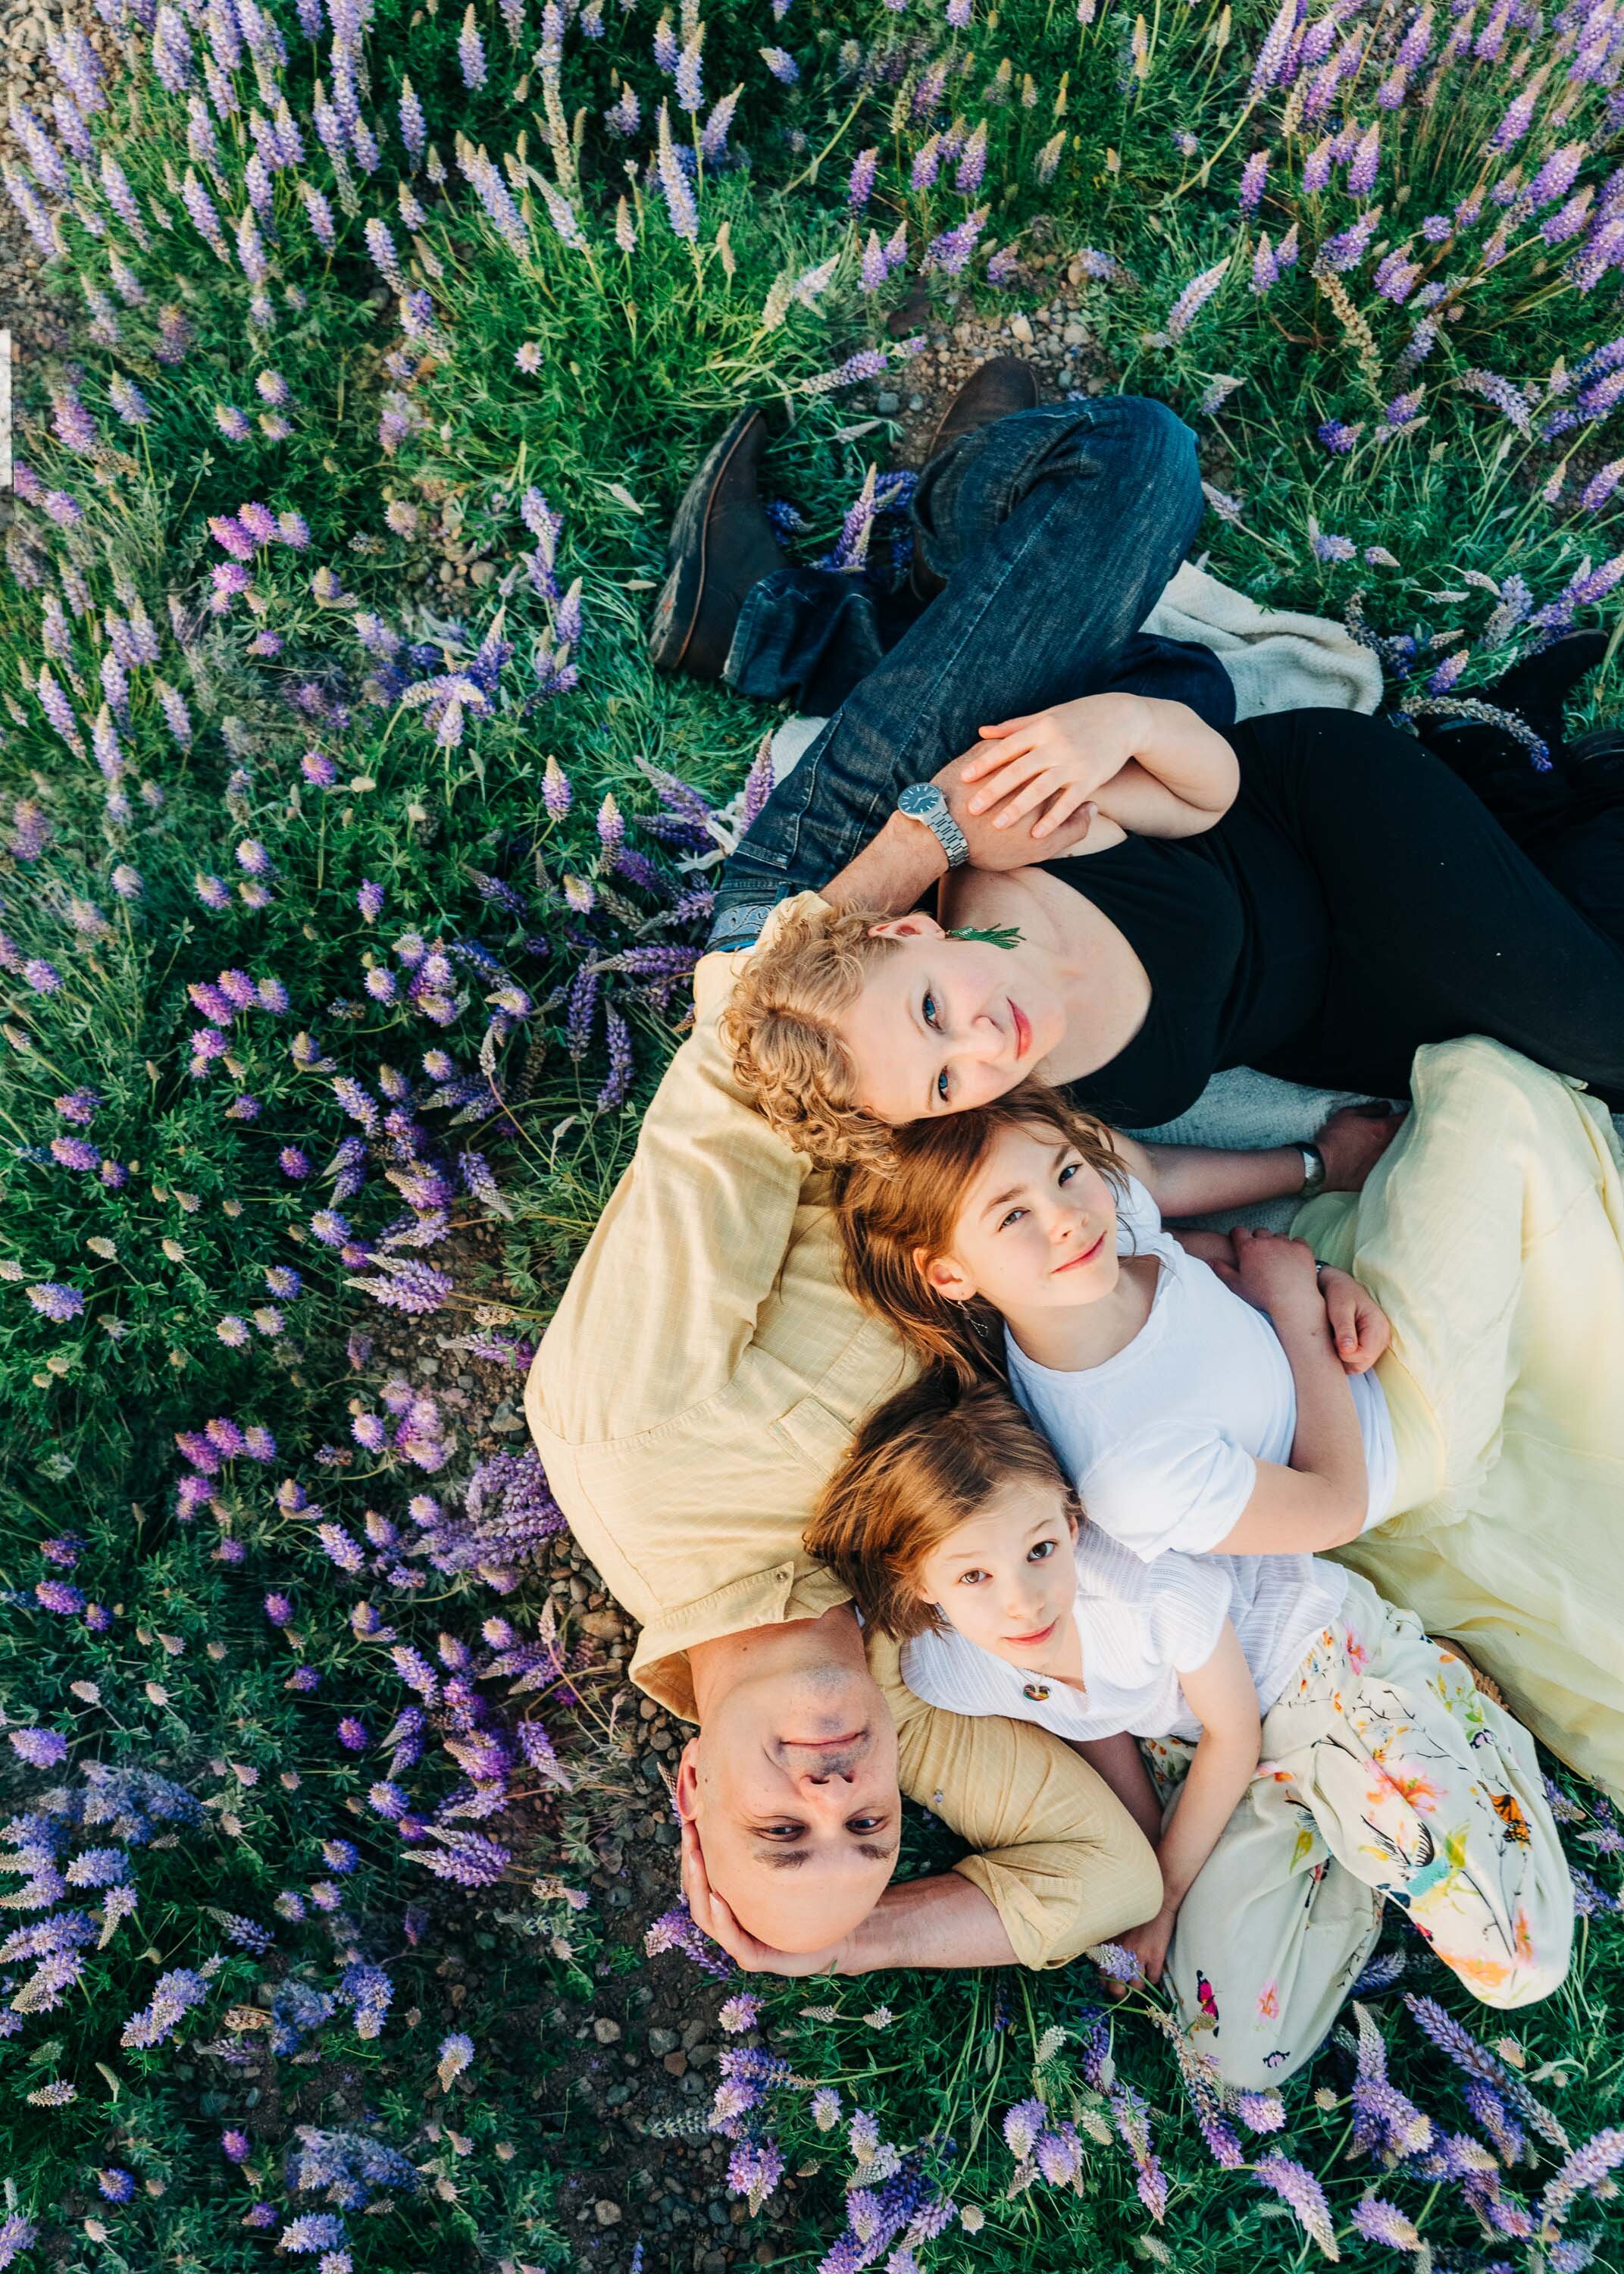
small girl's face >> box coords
[915,1478,1079,1668]
[918,1121,1121,1327]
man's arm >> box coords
[879,1643,1163,1969]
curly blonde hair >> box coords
[719,902,904,1168]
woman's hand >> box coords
[1314,1103,1407,1192]
[956,693,1147,841]
[1316,1265,1391,1374]
[679,1819,852,1977]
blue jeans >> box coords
[709,396,1236,950]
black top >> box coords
[1041,727,1331,1129]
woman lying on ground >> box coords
[702,393,1624,1161]
[828,1040,1624,1820]
[808,1377,1572,2087]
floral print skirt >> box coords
[1149,1568,1575,2088]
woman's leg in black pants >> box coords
[1235,710,1624,1107]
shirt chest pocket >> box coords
[770,1394,856,1477]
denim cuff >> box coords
[706,898,784,952]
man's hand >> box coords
[679,1820,852,1977]
[1316,1265,1391,1375]
[1230,1226,1326,1331]
[1314,1103,1407,1192]
[954,694,1147,841]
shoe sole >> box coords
[649,409,765,675]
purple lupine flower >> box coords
[1350,2197,1422,2247]
[760,43,799,82]
[926,205,989,275]
[1248,0,1300,98]
[655,102,699,240]
[398,75,427,164]
[1253,2156,1336,2254]
[1385,386,1426,429]
[1240,150,1269,212]
[674,33,702,109]
[457,5,487,86]
[1319,418,1362,452]
[336,1717,368,1752]
[849,145,878,209]
[596,1007,634,1112]
[1460,366,1532,433]
[1166,255,1230,336]
[357,880,385,922]
[1313,531,1356,562]
[97,2169,136,2203]
[26,1283,83,1322]
[1347,122,1381,196]
[605,83,640,135]
[1319,208,1382,271]
[1538,2129,1624,2229]
[956,121,988,193]
[8,1729,69,1768]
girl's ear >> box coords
[868,913,946,944]
[915,1244,976,1302]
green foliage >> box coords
[1,0,1622,2263]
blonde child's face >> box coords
[914,1478,1081,1668]
[917,1121,1122,1327]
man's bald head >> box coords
[678,1612,902,1954]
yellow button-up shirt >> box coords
[525,896,1160,1967]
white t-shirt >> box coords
[1006,1173,1396,1558]
[900,1524,1348,1743]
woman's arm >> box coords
[1206,1231,1372,1555]
[959,693,1240,844]
[1072,1730,1166,1850]
[1115,1624,1261,1984]
[1111,1104,1406,1220]
[822,691,1238,913]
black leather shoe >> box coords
[912,356,1041,600]
[649,409,787,680]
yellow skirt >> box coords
[1298,1036,1624,1806]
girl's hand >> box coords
[957,693,1147,840]
[1230,1226,1325,1329]
[1316,1266,1391,1374]
[1110,1907,1176,1991]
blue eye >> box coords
[937,1068,950,1104]
[997,1206,1026,1231]
[1058,1161,1078,1186]
[922,991,939,1028]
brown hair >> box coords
[835,1077,1126,1386]
[719,902,903,1169]
[806,1373,1080,1640]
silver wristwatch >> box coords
[896,781,970,869]
[1298,1143,1327,1201]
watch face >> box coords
[898,785,937,819]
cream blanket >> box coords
[1300,1038,1624,1806]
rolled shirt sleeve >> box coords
[871,1639,1163,1969]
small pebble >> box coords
[592,2016,621,2045]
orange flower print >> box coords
[1515,1906,1535,1965]
[1344,1627,1369,1675]
[1256,1979,1280,2022]
[1368,1765,1443,1815]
